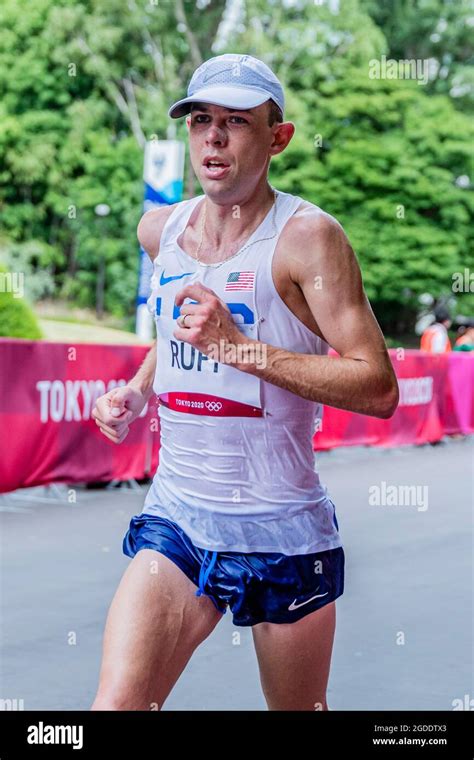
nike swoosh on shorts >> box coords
[288,591,329,611]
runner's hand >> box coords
[174,282,242,354]
[92,385,147,444]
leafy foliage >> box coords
[0,0,472,334]
[0,266,42,339]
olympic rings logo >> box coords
[205,401,223,412]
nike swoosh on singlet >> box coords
[160,271,193,286]
[288,591,329,611]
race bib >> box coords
[148,266,263,417]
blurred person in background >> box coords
[454,322,474,352]
[420,306,452,353]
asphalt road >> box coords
[1,437,472,711]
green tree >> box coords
[0,0,472,334]
[361,0,474,109]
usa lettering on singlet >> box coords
[141,188,343,556]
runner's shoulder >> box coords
[137,202,181,262]
[282,199,348,255]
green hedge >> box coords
[0,267,42,339]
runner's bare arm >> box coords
[239,213,399,418]
[174,214,399,419]
[129,202,180,397]
[91,204,179,441]
[128,342,157,401]
[137,202,179,262]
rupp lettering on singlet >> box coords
[147,261,264,417]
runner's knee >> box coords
[91,685,162,711]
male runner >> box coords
[91,53,399,711]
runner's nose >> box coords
[205,124,227,146]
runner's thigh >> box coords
[251,601,336,710]
[92,548,223,710]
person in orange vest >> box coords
[454,323,474,352]
[420,307,452,353]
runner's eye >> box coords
[191,115,248,125]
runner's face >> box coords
[186,102,279,199]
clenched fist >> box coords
[92,385,148,444]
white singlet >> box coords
[141,187,343,555]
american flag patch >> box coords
[225,271,255,291]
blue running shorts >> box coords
[122,512,344,627]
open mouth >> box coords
[202,159,231,180]
[204,159,230,172]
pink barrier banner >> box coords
[314,349,462,451]
[439,351,474,436]
[0,339,160,494]
[0,340,472,492]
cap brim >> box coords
[168,85,271,119]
